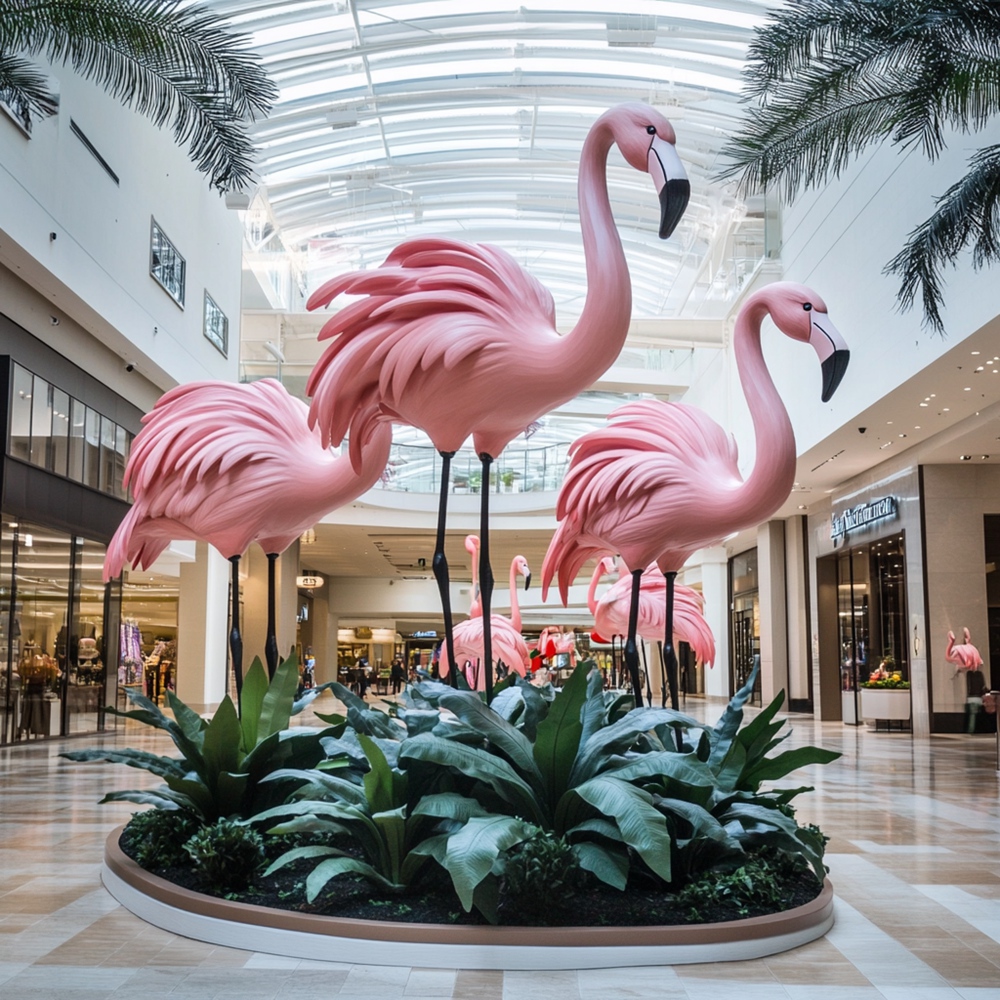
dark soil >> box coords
[120,830,823,927]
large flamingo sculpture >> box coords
[306,102,690,700]
[543,282,849,709]
[104,379,392,696]
[945,628,984,671]
[587,557,716,691]
[439,554,532,689]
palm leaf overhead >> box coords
[0,0,277,192]
[720,0,1000,332]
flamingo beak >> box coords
[648,134,690,239]
[808,312,850,402]
[524,571,532,591]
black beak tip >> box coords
[524,573,532,591]
[658,179,691,239]
[821,349,850,403]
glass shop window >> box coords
[150,219,186,307]
[29,377,52,468]
[9,364,33,461]
[84,407,101,489]
[68,397,86,483]
[99,415,117,494]
[49,387,70,477]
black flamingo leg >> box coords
[265,552,279,678]
[664,570,683,750]
[623,568,645,708]
[640,638,652,705]
[478,453,495,701]
[229,556,243,706]
[658,640,667,708]
[433,451,458,687]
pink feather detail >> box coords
[945,628,984,671]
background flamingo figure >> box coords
[945,628,984,671]
[543,282,849,711]
[306,102,690,701]
[439,554,532,690]
[104,379,392,697]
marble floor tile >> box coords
[1,705,998,999]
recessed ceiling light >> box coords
[880,442,893,449]
[964,387,972,391]
[944,407,950,412]
[919,402,928,407]
[972,350,981,355]
[960,455,972,460]
[915,425,921,429]
[982,455,990,460]
[798,504,807,510]
[976,366,984,372]
[887,420,894,424]
[898,433,907,438]
[930,393,936,397]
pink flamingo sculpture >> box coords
[465,534,482,618]
[587,557,715,696]
[306,102,689,701]
[543,282,849,709]
[439,554,532,689]
[534,626,578,665]
[104,379,392,695]
[945,628,984,671]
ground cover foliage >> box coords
[71,659,838,926]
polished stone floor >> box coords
[1,695,999,1000]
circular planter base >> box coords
[104,830,835,970]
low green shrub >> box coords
[675,853,796,921]
[184,818,266,892]
[123,809,200,869]
[496,829,583,925]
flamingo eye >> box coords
[646,125,656,135]
[803,303,813,311]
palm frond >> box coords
[0,50,58,128]
[885,143,1000,333]
[0,0,277,191]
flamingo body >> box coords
[945,628,984,671]
[543,282,850,602]
[104,379,392,580]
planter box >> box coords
[860,687,911,722]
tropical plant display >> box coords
[0,0,276,191]
[85,657,839,927]
[721,0,1000,332]
[861,677,911,690]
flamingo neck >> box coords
[558,121,632,381]
[509,560,523,633]
[468,539,482,617]
[733,299,797,525]
[587,563,608,616]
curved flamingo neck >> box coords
[509,559,523,633]
[559,121,632,380]
[587,563,604,616]
[468,537,482,617]
[733,298,797,525]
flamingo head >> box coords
[602,103,690,239]
[464,535,480,559]
[598,555,617,578]
[514,555,531,590]
[756,282,850,402]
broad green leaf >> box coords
[238,658,269,750]
[472,872,500,924]
[708,659,760,768]
[109,693,204,767]
[571,841,628,890]
[291,680,339,716]
[509,673,551,740]
[565,817,624,843]
[440,814,535,911]
[572,775,673,882]
[99,789,196,812]
[164,692,208,748]
[532,660,591,805]
[358,734,396,815]
[163,774,214,818]
[577,666,610,750]
[215,770,250,819]
[306,856,401,901]
[438,691,544,795]
[606,751,716,790]
[242,729,332,784]
[201,696,243,786]
[654,796,738,846]
[264,816,350,838]
[411,793,490,823]
[259,768,368,808]
[60,747,188,781]
[734,688,786,766]
[399,733,546,826]
[741,746,841,790]
[257,653,300,742]
[263,844,346,877]
[714,740,748,792]
[373,806,406,881]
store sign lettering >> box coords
[411,630,437,639]
[296,575,322,588]
[831,496,898,541]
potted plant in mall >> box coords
[860,656,911,723]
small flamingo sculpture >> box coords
[465,534,482,618]
[534,626,578,665]
[306,102,689,700]
[587,557,716,677]
[439,554,532,689]
[104,379,391,695]
[543,282,849,709]
[945,628,984,671]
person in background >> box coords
[390,655,406,695]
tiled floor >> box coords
[1,698,999,999]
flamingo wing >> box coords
[306,239,557,452]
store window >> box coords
[150,218,186,307]
[119,569,178,707]
[6,363,132,497]
[730,548,761,704]
[203,291,228,357]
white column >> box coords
[243,542,301,667]
[784,515,811,710]
[176,541,229,710]
[757,520,788,706]
[699,547,729,699]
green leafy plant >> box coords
[121,807,200,870]
[495,829,583,925]
[62,654,335,821]
[675,853,790,922]
[184,818,266,892]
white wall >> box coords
[0,60,243,391]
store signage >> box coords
[411,630,438,639]
[831,496,898,541]
[296,575,322,588]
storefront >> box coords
[729,548,761,705]
[1,318,145,742]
